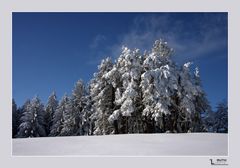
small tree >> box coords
[12,99,19,138]
[213,101,228,133]
[71,80,86,135]
[191,67,211,132]
[45,92,58,136]
[49,95,68,136]
[17,97,46,138]
[177,62,196,132]
[60,98,75,136]
[80,85,93,135]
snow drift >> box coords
[12,133,227,156]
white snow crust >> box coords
[12,133,227,156]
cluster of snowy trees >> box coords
[12,80,92,138]
[202,100,228,133]
[12,40,228,138]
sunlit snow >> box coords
[12,133,227,156]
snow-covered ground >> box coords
[12,133,227,156]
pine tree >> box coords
[90,57,115,135]
[213,101,228,133]
[202,109,215,132]
[45,92,58,136]
[141,40,178,133]
[60,98,76,136]
[81,92,93,135]
[110,47,144,133]
[176,62,196,132]
[16,99,30,133]
[191,67,211,132]
[202,101,227,133]
[12,99,19,138]
[17,97,46,138]
[71,80,86,135]
[14,39,215,136]
[49,95,68,136]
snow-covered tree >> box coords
[90,57,115,135]
[12,99,19,138]
[59,80,90,136]
[176,65,211,133]
[191,67,211,132]
[20,99,31,113]
[45,92,58,136]
[17,97,46,138]
[14,39,215,136]
[213,101,228,133]
[49,95,68,136]
[80,91,93,135]
[108,47,144,133]
[202,109,215,132]
[140,40,179,133]
[60,98,76,136]
[71,80,87,135]
[202,101,227,133]
[176,62,197,132]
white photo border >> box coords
[0,0,239,168]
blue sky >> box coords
[13,13,228,110]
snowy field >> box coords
[12,133,227,156]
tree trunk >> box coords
[114,120,119,134]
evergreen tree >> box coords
[191,67,211,132]
[213,101,228,133]
[49,95,68,136]
[81,93,93,135]
[60,98,76,136]
[14,39,216,136]
[111,47,144,133]
[202,109,215,132]
[141,40,178,133]
[71,80,86,135]
[90,57,115,135]
[45,92,58,136]
[17,97,46,138]
[177,62,196,132]
[12,99,19,138]
[202,101,227,133]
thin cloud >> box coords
[89,34,107,49]
[87,34,108,65]
[108,13,227,64]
